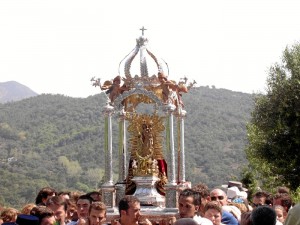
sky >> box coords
[1,0,300,98]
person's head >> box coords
[76,195,93,219]
[113,76,121,84]
[88,202,107,225]
[0,207,18,222]
[210,189,227,206]
[240,212,252,225]
[66,200,78,222]
[273,205,287,223]
[21,203,37,215]
[252,191,269,208]
[57,191,71,201]
[272,193,292,212]
[192,183,210,215]
[46,196,68,223]
[30,206,56,225]
[250,206,276,225]
[158,72,168,82]
[86,191,101,202]
[174,218,198,225]
[118,196,141,225]
[276,186,290,194]
[204,201,222,225]
[228,200,249,214]
[69,191,85,204]
[178,188,201,218]
[35,187,57,206]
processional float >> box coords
[92,27,195,217]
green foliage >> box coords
[59,156,82,177]
[291,186,300,204]
[183,87,254,187]
[240,167,259,199]
[245,42,300,192]
[0,88,253,208]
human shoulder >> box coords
[66,220,78,225]
[284,204,300,225]
[221,211,238,225]
[193,215,213,225]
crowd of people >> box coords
[0,182,299,225]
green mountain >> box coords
[0,86,254,208]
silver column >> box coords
[163,103,178,210]
[165,103,176,185]
[101,103,115,209]
[177,109,187,183]
[118,108,127,182]
[115,109,127,206]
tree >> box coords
[245,42,300,191]
[58,156,82,177]
[86,168,104,189]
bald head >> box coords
[210,189,227,206]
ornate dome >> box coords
[118,27,169,87]
[91,27,195,111]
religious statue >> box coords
[105,75,122,103]
[156,72,190,108]
[141,121,154,152]
[157,72,175,103]
[91,75,129,104]
[125,114,167,195]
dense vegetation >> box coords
[246,42,300,193]
[0,86,254,208]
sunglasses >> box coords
[211,196,225,201]
[252,203,267,207]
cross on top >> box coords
[140,26,147,35]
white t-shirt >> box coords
[66,220,78,225]
[193,215,213,225]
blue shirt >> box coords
[222,211,239,225]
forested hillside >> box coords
[0,86,254,208]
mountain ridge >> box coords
[0,81,38,103]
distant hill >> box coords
[0,81,38,103]
[0,87,254,208]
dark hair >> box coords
[253,191,269,198]
[253,191,271,206]
[273,193,292,210]
[251,206,276,225]
[192,183,210,198]
[118,195,140,215]
[35,187,56,205]
[204,201,222,213]
[77,194,93,204]
[86,191,101,201]
[30,206,54,225]
[46,196,68,212]
[276,186,290,194]
[179,189,201,206]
